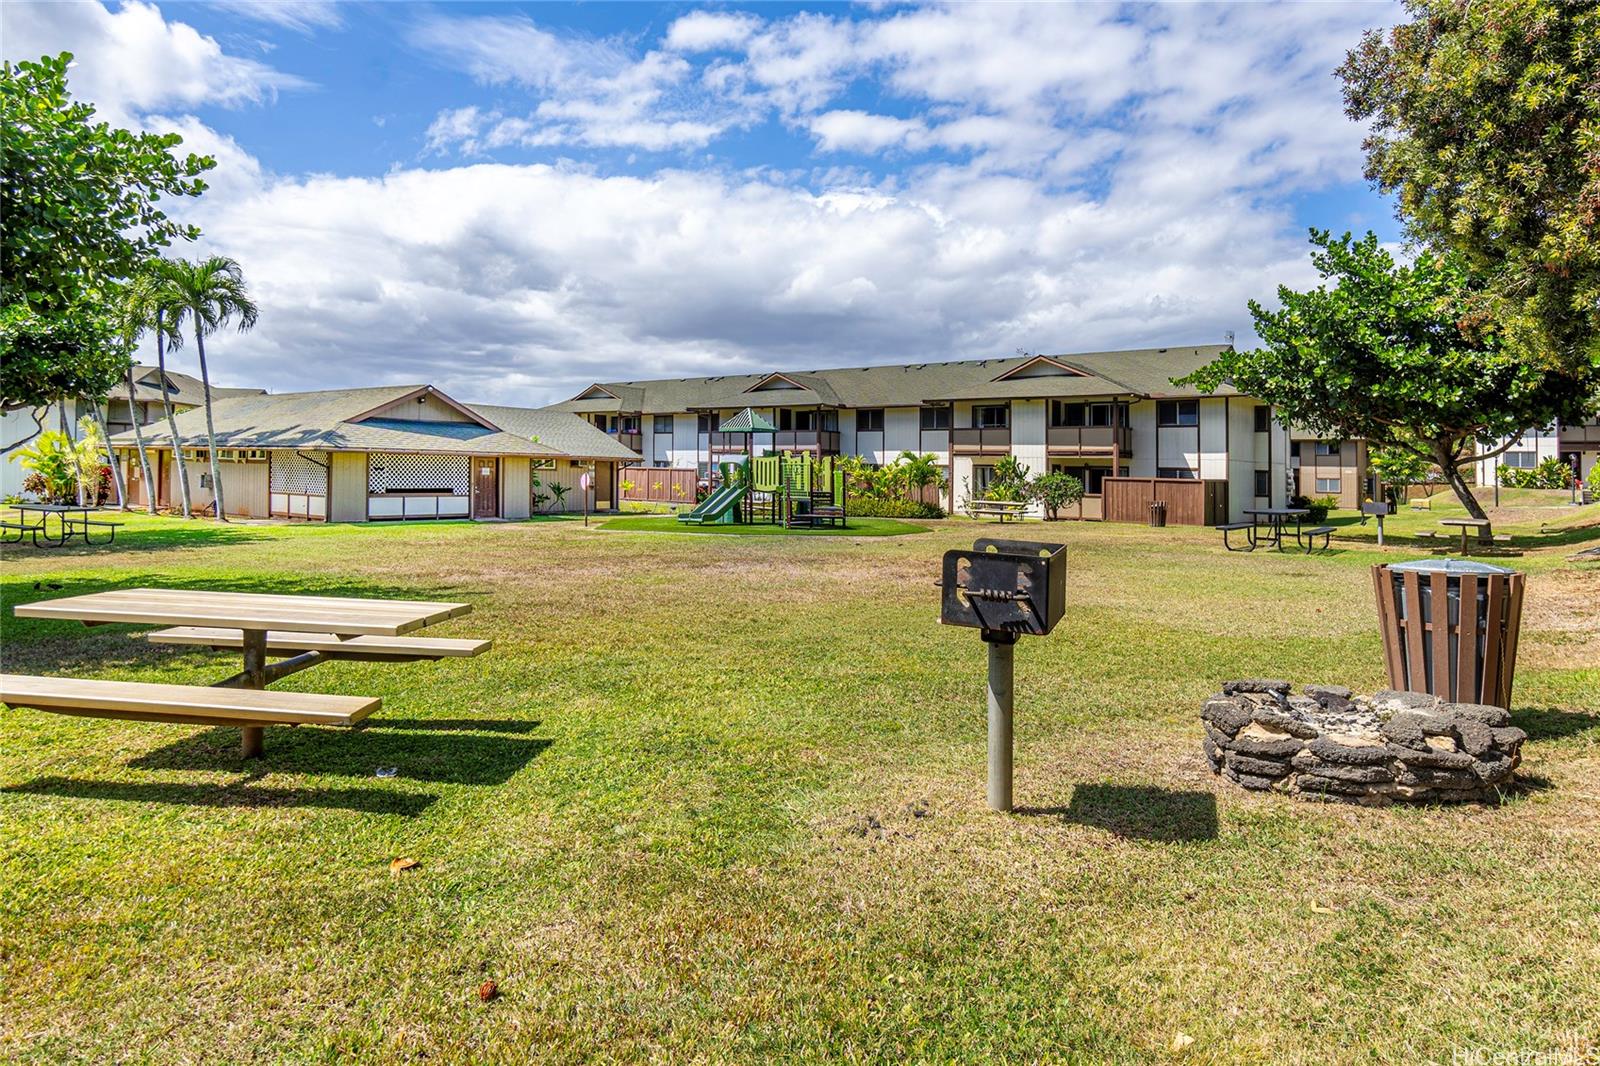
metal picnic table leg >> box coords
[239,629,267,758]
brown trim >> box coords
[742,372,810,393]
[991,354,1090,381]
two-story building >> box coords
[550,345,1310,523]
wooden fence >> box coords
[619,466,697,504]
[1102,477,1228,526]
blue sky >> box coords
[6,1,1404,405]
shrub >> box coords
[1291,493,1339,523]
[1028,471,1085,519]
[1498,456,1573,490]
[847,496,945,519]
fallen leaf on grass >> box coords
[1170,1032,1195,1053]
[1310,902,1336,915]
[390,857,420,874]
[478,979,499,1002]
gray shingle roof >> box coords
[467,404,642,461]
[126,364,265,406]
[548,345,1238,413]
[110,385,562,458]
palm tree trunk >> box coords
[59,399,88,506]
[91,398,126,509]
[126,369,158,514]
[155,313,193,518]
[194,327,228,521]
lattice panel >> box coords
[270,451,328,494]
[368,453,470,494]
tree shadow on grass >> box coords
[127,725,550,785]
[1511,707,1600,742]
[1017,783,1219,843]
[376,717,542,734]
[2,776,435,815]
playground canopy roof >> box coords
[717,408,779,433]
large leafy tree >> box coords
[1178,231,1596,520]
[0,52,212,428]
[1340,0,1600,372]
[155,256,258,522]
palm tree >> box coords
[86,399,126,508]
[156,257,258,521]
[122,365,158,513]
[129,271,193,517]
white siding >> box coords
[1198,397,1229,481]
[1128,401,1158,477]
[884,407,920,458]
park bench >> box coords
[1294,524,1336,553]
[0,673,379,729]
[969,500,1029,523]
[1215,522,1256,551]
[148,627,490,662]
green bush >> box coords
[1498,456,1573,489]
[847,496,945,519]
[1291,493,1339,523]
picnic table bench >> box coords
[1440,517,1493,553]
[969,500,1029,522]
[6,588,482,757]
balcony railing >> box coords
[1046,425,1132,454]
[614,431,643,453]
[772,429,840,453]
[951,427,1013,453]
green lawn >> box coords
[600,514,929,537]
[2,507,1598,1062]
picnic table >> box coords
[1440,517,1493,553]
[3,504,120,548]
[6,588,489,757]
[1242,507,1310,549]
[968,500,1029,523]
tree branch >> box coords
[0,406,47,455]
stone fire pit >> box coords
[1201,681,1527,804]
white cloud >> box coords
[1,0,306,127]
[208,0,342,33]
[664,11,760,53]
[807,110,924,153]
[413,13,740,152]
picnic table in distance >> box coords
[1439,517,1493,553]
[3,504,122,547]
[6,588,489,757]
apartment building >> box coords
[550,345,1301,523]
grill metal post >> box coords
[985,633,1017,811]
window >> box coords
[1253,406,1271,433]
[974,405,1009,429]
[532,459,557,470]
[972,464,995,493]
[1157,466,1197,480]
[855,408,885,433]
[653,415,673,434]
[1254,470,1270,497]
[1316,478,1342,494]
[1290,441,1302,460]
[1157,400,1199,427]
[619,415,640,435]
[920,405,951,430]
[697,414,713,434]
[1314,440,1342,457]
[1051,401,1086,428]
[1502,450,1538,469]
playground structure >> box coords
[676,453,848,529]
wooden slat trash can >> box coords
[1371,559,1525,709]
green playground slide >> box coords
[676,482,746,524]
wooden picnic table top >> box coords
[12,587,470,636]
[1440,517,1493,528]
[1243,507,1310,518]
[11,503,94,513]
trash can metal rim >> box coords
[1386,558,1518,576]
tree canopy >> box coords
[0,52,213,410]
[1340,0,1600,373]
[1177,231,1596,518]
